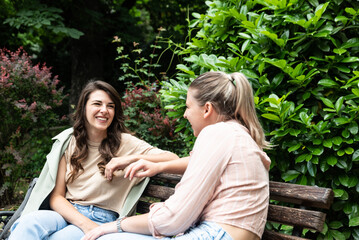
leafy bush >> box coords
[159,0,359,239]
[113,34,189,156]
[0,47,69,205]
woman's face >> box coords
[85,90,115,135]
[183,88,208,137]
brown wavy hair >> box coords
[67,80,129,183]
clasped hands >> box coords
[105,156,161,181]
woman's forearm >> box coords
[121,213,151,235]
[137,151,179,163]
[156,156,189,174]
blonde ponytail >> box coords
[189,71,270,149]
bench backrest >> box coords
[137,173,334,240]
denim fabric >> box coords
[96,221,233,240]
[9,203,118,240]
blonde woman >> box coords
[83,72,271,240]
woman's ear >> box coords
[203,102,214,119]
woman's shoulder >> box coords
[120,132,143,144]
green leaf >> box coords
[335,16,348,23]
[320,97,334,108]
[261,113,280,122]
[349,217,359,227]
[264,58,287,70]
[333,48,347,55]
[329,221,343,229]
[307,146,324,155]
[342,129,350,138]
[348,176,358,187]
[296,153,309,163]
[307,161,316,177]
[353,88,359,97]
[331,229,346,240]
[345,147,354,155]
[339,174,349,187]
[327,156,337,166]
[335,97,344,113]
[288,143,301,152]
[176,64,195,75]
[333,189,344,197]
[323,139,333,148]
[349,122,358,134]
[345,7,357,16]
[227,43,240,53]
[341,57,359,63]
[241,39,251,53]
[332,136,343,145]
[333,117,349,126]
[341,38,359,49]
[353,150,359,162]
[318,79,339,87]
[282,170,300,182]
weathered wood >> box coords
[269,181,334,209]
[267,204,326,232]
[144,184,175,200]
[138,174,333,239]
[152,173,181,184]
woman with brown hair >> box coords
[9,80,178,240]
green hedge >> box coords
[160,0,359,239]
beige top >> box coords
[148,121,271,238]
[64,133,165,214]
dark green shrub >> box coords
[159,0,359,239]
[0,47,69,205]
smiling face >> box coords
[183,88,209,137]
[85,90,115,140]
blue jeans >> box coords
[96,221,233,240]
[9,203,118,240]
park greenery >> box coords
[1,0,359,239]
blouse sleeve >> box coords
[148,123,235,237]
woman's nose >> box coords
[100,104,108,113]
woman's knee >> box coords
[11,210,67,234]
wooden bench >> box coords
[1,174,334,240]
[137,173,334,240]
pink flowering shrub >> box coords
[122,82,187,155]
[0,47,68,204]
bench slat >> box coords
[267,204,326,232]
[144,184,175,200]
[152,175,334,210]
[269,181,334,209]
[141,185,326,232]
[139,174,332,239]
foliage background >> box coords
[157,0,359,239]
[1,0,359,239]
[0,47,69,205]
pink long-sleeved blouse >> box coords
[148,120,271,238]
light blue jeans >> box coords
[9,203,118,240]
[96,221,233,240]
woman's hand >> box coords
[81,221,117,240]
[124,159,162,180]
[105,156,138,180]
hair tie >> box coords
[228,74,236,86]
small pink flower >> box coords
[29,101,37,112]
